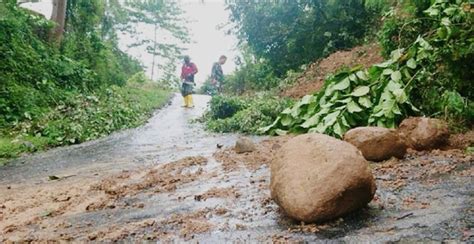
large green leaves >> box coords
[261,0,472,138]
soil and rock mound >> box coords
[281,43,384,98]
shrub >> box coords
[203,95,293,134]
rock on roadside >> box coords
[398,117,449,150]
[271,133,376,223]
[344,127,407,162]
[234,137,256,154]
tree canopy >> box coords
[227,0,378,76]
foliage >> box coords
[111,0,190,82]
[217,47,304,95]
[1,0,184,162]
[222,58,280,94]
[199,77,218,95]
[0,82,170,162]
[262,0,473,137]
[1,3,94,124]
[203,95,293,134]
[227,0,379,76]
[378,0,433,57]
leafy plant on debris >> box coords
[261,0,473,137]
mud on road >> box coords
[1,95,473,242]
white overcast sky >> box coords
[22,0,239,84]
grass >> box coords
[0,83,171,165]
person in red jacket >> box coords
[180,55,198,108]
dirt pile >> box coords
[446,130,474,149]
[88,156,209,210]
[194,186,241,201]
[270,133,376,223]
[344,127,407,161]
[281,43,383,98]
[214,136,292,172]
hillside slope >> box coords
[281,43,383,98]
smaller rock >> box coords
[398,117,449,150]
[344,127,407,161]
[234,137,256,154]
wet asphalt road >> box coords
[0,94,238,184]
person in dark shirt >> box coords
[210,55,227,93]
[180,55,198,108]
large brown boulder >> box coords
[270,133,376,223]
[344,127,407,162]
[398,117,449,150]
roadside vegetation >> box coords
[0,1,188,163]
[204,0,473,136]
[202,95,292,134]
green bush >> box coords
[207,96,248,119]
[204,95,293,134]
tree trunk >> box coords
[50,0,67,44]
[151,23,158,81]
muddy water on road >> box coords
[0,95,238,183]
[0,95,473,242]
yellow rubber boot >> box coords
[182,96,188,107]
[187,94,194,108]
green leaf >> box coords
[301,114,320,128]
[275,129,288,136]
[441,17,451,26]
[281,108,292,115]
[375,60,394,68]
[386,80,402,92]
[393,88,408,103]
[391,71,402,82]
[325,83,335,96]
[280,115,293,127]
[416,36,433,50]
[424,7,439,16]
[333,77,350,91]
[333,122,343,138]
[407,58,417,69]
[359,96,373,108]
[392,103,402,115]
[351,86,370,97]
[257,123,272,134]
[390,49,403,62]
[382,99,396,118]
[347,100,363,113]
[356,71,368,81]
[301,95,313,105]
[340,115,350,127]
[443,7,457,16]
[337,97,352,104]
[323,110,340,127]
[437,26,448,39]
[349,74,358,82]
[382,68,394,75]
